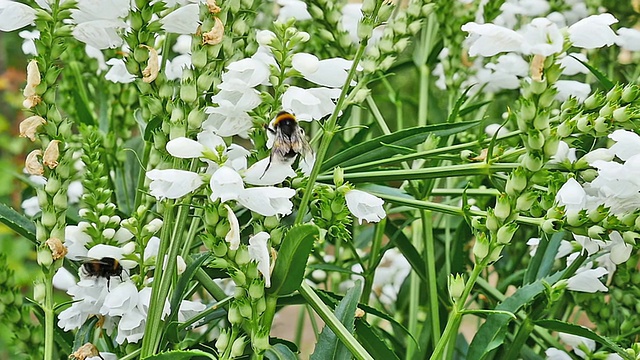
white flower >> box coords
[53,267,77,292]
[550,141,577,164]
[557,53,588,76]
[461,22,524,57]
[85,45,108,71]
[616,28,640,51]
[19,29,39,55]
[178,300,206,323]
[292,54,356,88]
[558,332,596,358]
[210,166,244,202]
[21,196,40,217]
[72,20,126,49]
[256,30,276,46]
[100,281,138,317]
[224,205,240,251]
[519,18,563,56]
[0,1,37,32]
[173,34,192,54]
[566,266,608,293]
[606,231,632,265]
[545,348,572,360]
[282,86,341,121]
[146,169,203,200]
[568,13,618,49]
[555,178,586,218]
[105,58,135,83]
[345,189,386,224]
[203,101,254,138]
[86,244,126,261]
[237,187,296,216]
[243,157,297,186]
[608,130,640,161]
[64,224,93,260]
[223,57,271,88]
[248,232,271,287]
[554,80,590,103]
[161,3,200,34]
[166,137,206,158]
[115,307,145,344]
[212,82,261,111]
[165,54,192,80]
[580,148,614,165]
[276,0,311,22]
[572,234,602,256]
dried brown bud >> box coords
[354,308,365,318]
[45,237,67,260]
[25,150,44,175]
[43,140,61,169]
[141,45,159,83]
[23,60,41,98]
[207,0,221,13]
[19,115,46,141]
[70,342,101,360]
[530,54,545,82]
[202,17,224,45]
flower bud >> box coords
[566,210,587,227]
[473,232,490,260]
[485,209,499,232]
[249,279,264,299]
[33,282,45,303]
[605,85,622,103]
[588,205,608,223]
[227,303,242,325]
[519,99,536,123]
[496,222,518,245]
[523,151,543,172]
[235,246,250,266]
[448,274,465,301]
[358,21,374,40]
[598,102,614,118]
[613,106,630,123]
[541,218,561,233]
[621,84,639,103]
[180,82,198,103]
[37,247,53,268]
[583,92,603,110]
[230,336,247,357]
[623,231,640,244]
[361,0,376,14]
[494,194,511,221]
[543,136,560,158]
[532,112,550,130]
[215,329,230,353]
[587,225,605,240]
[488,245,503,263]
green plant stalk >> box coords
[44,267,55,360]
[361,218,386,302]
[299,282,374,360]
[430,259,486,360]
[133,141,152,211]
[406,217,422,360]
[423,210,441,347]
[195,267,229,300]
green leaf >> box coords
[386,220,428,284]
[570,55,614,90]
[447,86,475,123]
[114,137,143,215]
[310,279,363,360]
[268,224,319,295]
[523,231,563,284]
[0,202,37,244]
[143,350,217,360]
[72,317,99,351]
[144,116,163,141]
[322,121,481,171]
[68,61,96,126]
[167,253,211,326]
[265,343,299,360]
[534,320,631,359]
[354,320,400,360]
[466,273,561,360]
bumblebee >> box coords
[81,257,123,288]
[266,111,312,170]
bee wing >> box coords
[75,256,112,265]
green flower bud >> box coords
[566,210,587,227]
[255,296,266,314]
[523,151,543,172]
[526,130,545,150]
[580,169,598,182]
[622,231,640,244]
[497,222,518,245]
[583,92,604,110]
[516,192,536,212]
[587,225,605,239]
[235,246,250,266]
[238,298,252,318]
[546,206,563,219]
[621,84,639,103]
[213,239,228,257]
[215,221,230,238]
[180,81,198,103]
[588,205,608,223]
[52,191,68,210]
[192,48,208,69]
[34,283,45,303]
[215,329,230,353]
[208,258,229,268]
[357,21,374,40]
[541,218,561,233]
[37,248,53,267]
[488,245,503,263]
[598,102,614,117]
[227,303,243,325]
[270,227,283,246]
[543,136,560,158]
[473,232,490,260]
[494,194,511,221]
[253,327,270,352]
[485,209,499,232]
[45,176,61,195]
[605,85,622,103]
[230,336,248,357]
[613,106,630,122]
[448,274,465,301]
[361,0,376,14]
[41,211,56,228]
[518,99,536,124]
[530,79,546,95]
[533,112,550,130]
[248,279,265,300]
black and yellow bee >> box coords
[81,257,123,288]
[265,111,313,172]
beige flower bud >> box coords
[354,308,365,318]
[23,60,41,98]
[207,0,221,13]
[25,150,44,175]
[71,343,101,360]
[45,237,67,260]
[530,54,545,82]
[43,140,61,169]
[203,17,224,45]
[141,45,159,83]
[19,115,47,141]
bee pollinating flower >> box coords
[263,111,314,176]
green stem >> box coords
[299,282,374,360]
[406,216,422,359]
[423,210,441,347]
[361,218,386,302]
[430,260,486,360]
[133,141,151,211]
[43,268,54,360]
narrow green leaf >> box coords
[72,317,99,351]
[168,253,211,323]
[268,224,319,295]
[143,349,217,360]
[447,86,475,123]
[534,320,631,359]
[354,320,400,360]
[322,121,481,171]
[458,101,492,117]
[265,343,299,360]
[114,137,143,215]
[144,117,163,141]
[68,61,97,126]
[466,273,561,360]
[0,202,37,244]
[386,221,428,284]
[570,55,614,90]
[523,232,563,285]
[310,279,363,360]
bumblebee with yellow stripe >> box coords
[264,111,313,175]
